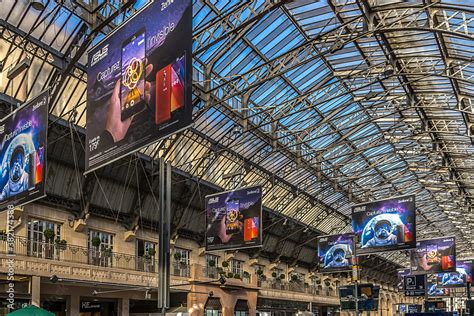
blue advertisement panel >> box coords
[351,195,416,254]
[86,0,192,172]
[411,237,456,275]
[205,186,262,251]
[427,274,450,297]
[317,233,354,272]
[0,91,48,209]
[436,259,473,287]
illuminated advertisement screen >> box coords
[411,237,456,275]
[0,91,48,210]
[436,259,473,287]
[317,234,354,272]
[398,268,411,291]
[205,186,262,251]
[351,195,416,254]
[427,275,450,297]
[85,0,192,173]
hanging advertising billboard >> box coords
[317,233,354,272]
[351,195,416,254]
[85,0,192,173]
[0,91,48,210]
[397,268,411,291]
[205,186,262,251]
[410,237,456,275]
[436,259,473,287]
[427,274,450,297]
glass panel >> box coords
[27,218,61,260]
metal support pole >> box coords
[158,159,171,315]
[352,237,359,316]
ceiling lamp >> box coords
[383,63,395,77]
[30,0,46,11]
[329,39,344,54]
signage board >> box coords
[351,195,416,254]
[85,0,193,172]
[205,186,262,251]
[0,90,48,209]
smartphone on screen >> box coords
[36,146,44,184]
[225,199,240,235]
[171,55,185,112]
[156,64,171,124]
[244,217,259,241]
[120,29,146,121]
[28,151,36,190]
[426,244,439,265]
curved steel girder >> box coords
[193,0,292,55]
[374,27,473,41]
[201,4,472,105]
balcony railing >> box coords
[261,279,337,297]
[0,236,158,273]
[172,261,190,277]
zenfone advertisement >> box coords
[0,91,48,209]
[436,259,473,287]
[427,274,450,297]
[86,0,192,172]
[205,186,262,251]
[411,237,456,275]
[317,234,354,272]
[351,195,416,254]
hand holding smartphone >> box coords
[120,29,146,121]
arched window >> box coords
[205,297,222,316]
[235,299,249,316]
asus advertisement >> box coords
[85,0,192,172]
[411,237,456,275]
[317,233,354,272]
[205,186,262,251]
[351,195,416,254]
[0,91,48,209]
[436,259,473,287]
[427,274,450,297]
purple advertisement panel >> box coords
[398,268,411,291]
[436,259,473,287]
[86,0,192,173]
[411,237,456,275]
[205,186,262,251]
[0,91,48,210]
[317,234,354,272]
[351,195,416,254]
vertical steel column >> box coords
[158,158,171,314]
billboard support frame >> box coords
[158,158,171,312]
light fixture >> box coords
[329,39,344,54]
[383,63,394,77]
[365,91,378,100]
[6,56,31,80]
[30,0,46,11]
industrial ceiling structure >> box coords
[0,0,473,271]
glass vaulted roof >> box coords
[0,0,473,267]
